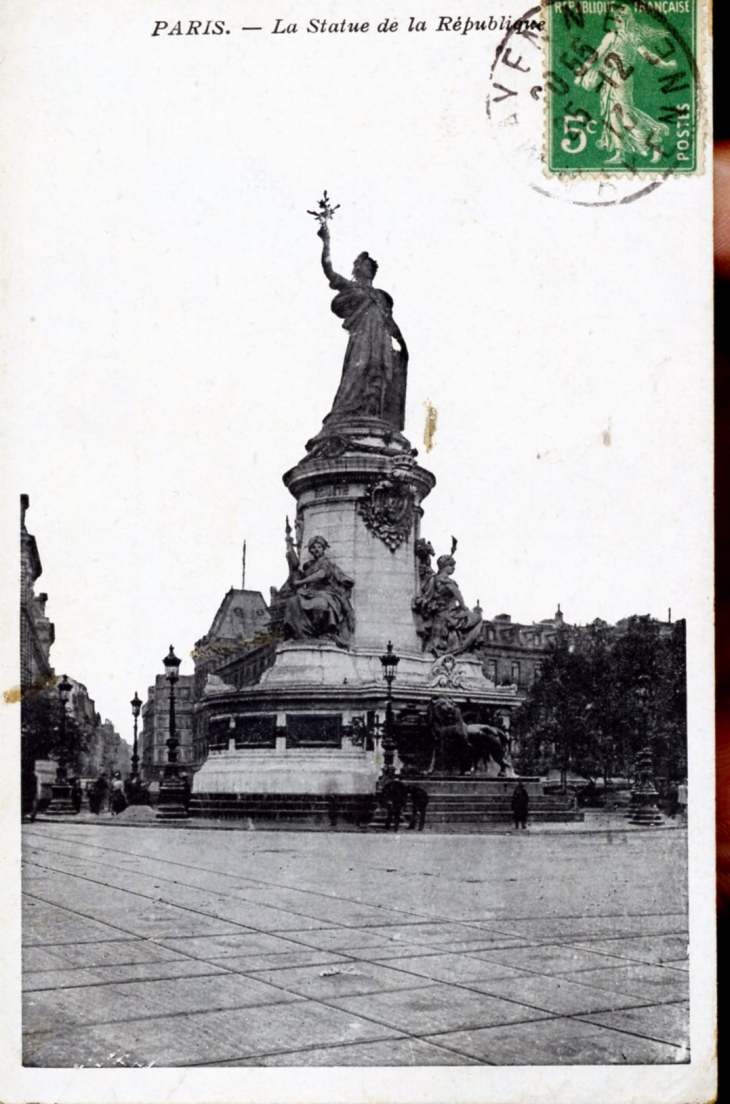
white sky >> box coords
[1,0,713,742]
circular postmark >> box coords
[486,1,701,205]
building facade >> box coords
[191,589,273,767]
[20,495,55,694]
[139,674,195,782]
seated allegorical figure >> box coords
[284,535,355,647]
[413,550,483,656]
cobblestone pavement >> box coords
[22,822,689,1067]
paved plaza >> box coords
[22,819,689,1067]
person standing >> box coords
[70,777,82,815]
[511,781,529,830]
[109,771,127,815]
[677,778,688,817]
[95,773,109,813]
[407,784,429,831]
[21,767,38,822]
[180,772,192,814]
[381,777,408,831]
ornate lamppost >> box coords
[379,641,400,778]
[47,674,75,814]
[628,673,662,826]
[156,646,188,820]
[128,691,143,802]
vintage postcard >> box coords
[0,0,716,1101]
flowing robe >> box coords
[577,30,670,160]
[284,554,355,646]
[325,274,407,430]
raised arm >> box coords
[638,46,677,69]
[575,31,615,80]
[318,223,349,289]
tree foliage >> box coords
[20,690,89,775]
[511,616,687,786]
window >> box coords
[511,662,520,684]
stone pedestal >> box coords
[627,747,663,826]
[46,779,76,815]
[193,422,521,818]
[282,439,435,655]
[156,778,189,820]
[194,746,379,796]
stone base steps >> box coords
[423,809,584,824]
[191,787,583,825]
[191,793,374,824]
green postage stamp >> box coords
[546,0,699,174]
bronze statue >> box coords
[427,697,513,776]
[283,531,355,647]
[310,194,408,431]
[413,547,483,656]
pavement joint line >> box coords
[23,969,234,991]
[29,814,685,837]
[24,855,690,984]
[191,1031,430,1066]
[25,848,578,954]
[24,834,689,965]
[25,832,460,930]
[190,1021,531,1066]
[568,1000,690,1048]
[25,961,539,1056]
[467,942,690,976]
[24,993,308,1034]
[22,886,277,957]
[415,1010,690,1060]
[24,828,686,927]
[24,875,668,1052]
[23,878,540,1011]
[414,949,690,982]
[21,828,688,1068]
[555,950,689,975]
[24,859,413,945]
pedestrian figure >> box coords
[380,777,408,831]
[676,778,688,817]
[87,779,100,814]
[407,784,429,831]
[95,773,109,813]
[325,793,339,827]
[180,771,192,813]
[70,777,82,815]
[511,781,529,829]
[580,778,598,808]
[109,771,127,815]
[21,767,38,822]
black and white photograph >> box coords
[0,1,716,1101]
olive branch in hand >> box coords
[307,191,340,229]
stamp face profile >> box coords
[546,0,699,175]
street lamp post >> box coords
[379,641,400,778]
[47,674,75,814]
[128,691,143,804]
[628,674,662,825]
[156,646,188,820]
[130,692,142,777]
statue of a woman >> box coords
[284,535,355,647]
[318,222,408,431]
[414,553,484,656]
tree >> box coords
[20,689,89,776]
[511,627,593,789]
[513,616,687,791]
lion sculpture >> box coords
[427,697,513,776]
